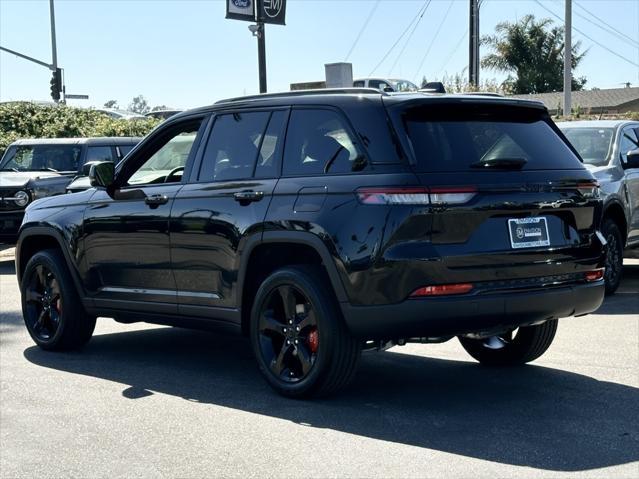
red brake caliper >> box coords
[307,328,319,353]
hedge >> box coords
[0,102,159,158]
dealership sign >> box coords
[261,0,286,25]
[226,0,286,25]
[226,0,255,22]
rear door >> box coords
[170,108,288,315]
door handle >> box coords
[233,191,264,203]
[145,194,169,206]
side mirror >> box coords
[623,148,639,169]
[81,160,102,177]
[89,161,115,188]
[382,86,394,93]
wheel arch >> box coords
[237,231,349,335]
[16,227,86,298]
[603,200,628,245]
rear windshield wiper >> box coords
[470,157,528,169]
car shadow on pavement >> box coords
[23,325,638,472]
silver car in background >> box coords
[558,120,639,294]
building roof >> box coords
[509,87,639,111]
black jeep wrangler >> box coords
[16,89,606,397]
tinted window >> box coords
[255,110,288,178]
[353,80,365,87]
[0,144,82,172]
[402,106,583,171]
[127,121,202,186]
[118,145,135,157]
[562,127,614,166]
[86,146,115,163]
[619,127,639,163]
[283,109,365,176]
[199,112,270,182]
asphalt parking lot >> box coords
[1,245,637,478]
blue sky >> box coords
[1,0,638,109]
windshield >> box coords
[401,105,583,172]
[390,79,419,92]
[0,144,82,172]
[561,127,614,167]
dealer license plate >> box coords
[508,217,550,249]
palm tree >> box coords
[481,15,587,94]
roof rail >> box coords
[215,88,385,104]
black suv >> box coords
[16,90,606,397]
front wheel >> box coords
[21,249,96,351]
[250,265,361,398]
[458,320,558,366]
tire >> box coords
[250,265,361,398]
[601,218,624,295]
[21,249,96,351]
[458,320,558,366]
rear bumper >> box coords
[341,280,605,339]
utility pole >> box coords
[563,0,572,116]
[256,0,267,93]
[49,0,57,74]
[469,0,480,87]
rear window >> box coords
[561,127,614,166]
[401,105,583,172]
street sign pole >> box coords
[257,0,267,93]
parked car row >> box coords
[14,88,613,397]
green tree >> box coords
[151,105,169,112]
[481,15,587,94]
[128,95,150,114]
[103,100,118,109]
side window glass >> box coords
[283,109,365,176]
[255,110,287,178]
[118,145,135,158]
[127,121,202,186]
[620,128,639,162]
[199,111,270,182]
[86,146,115,163]
[368,80,381,89]
[353,80,365,87]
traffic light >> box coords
[50,68,62,102]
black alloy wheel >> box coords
[24,264,63,342]
[21,249,96,350]
[257,284,319,383]
[250,266,361,398]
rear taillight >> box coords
[577,181,600,198]
[584,269,604,282]
[429,186,478,205]
[410,283,474,297]
[356,186,476,205]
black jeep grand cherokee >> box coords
[16,89,606,397]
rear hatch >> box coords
[384,97,604,293]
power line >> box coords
[438,28,468,76]
[573,0,639,48]
[533,0,639,68]
[368,0,430,77]
[413,0,455,81]
[344,0,380,62]
[388,0,432,76]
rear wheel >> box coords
[458,320,558,366]
[250,265,361,398]
[602,218,624,295]
[21,249,96,351]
